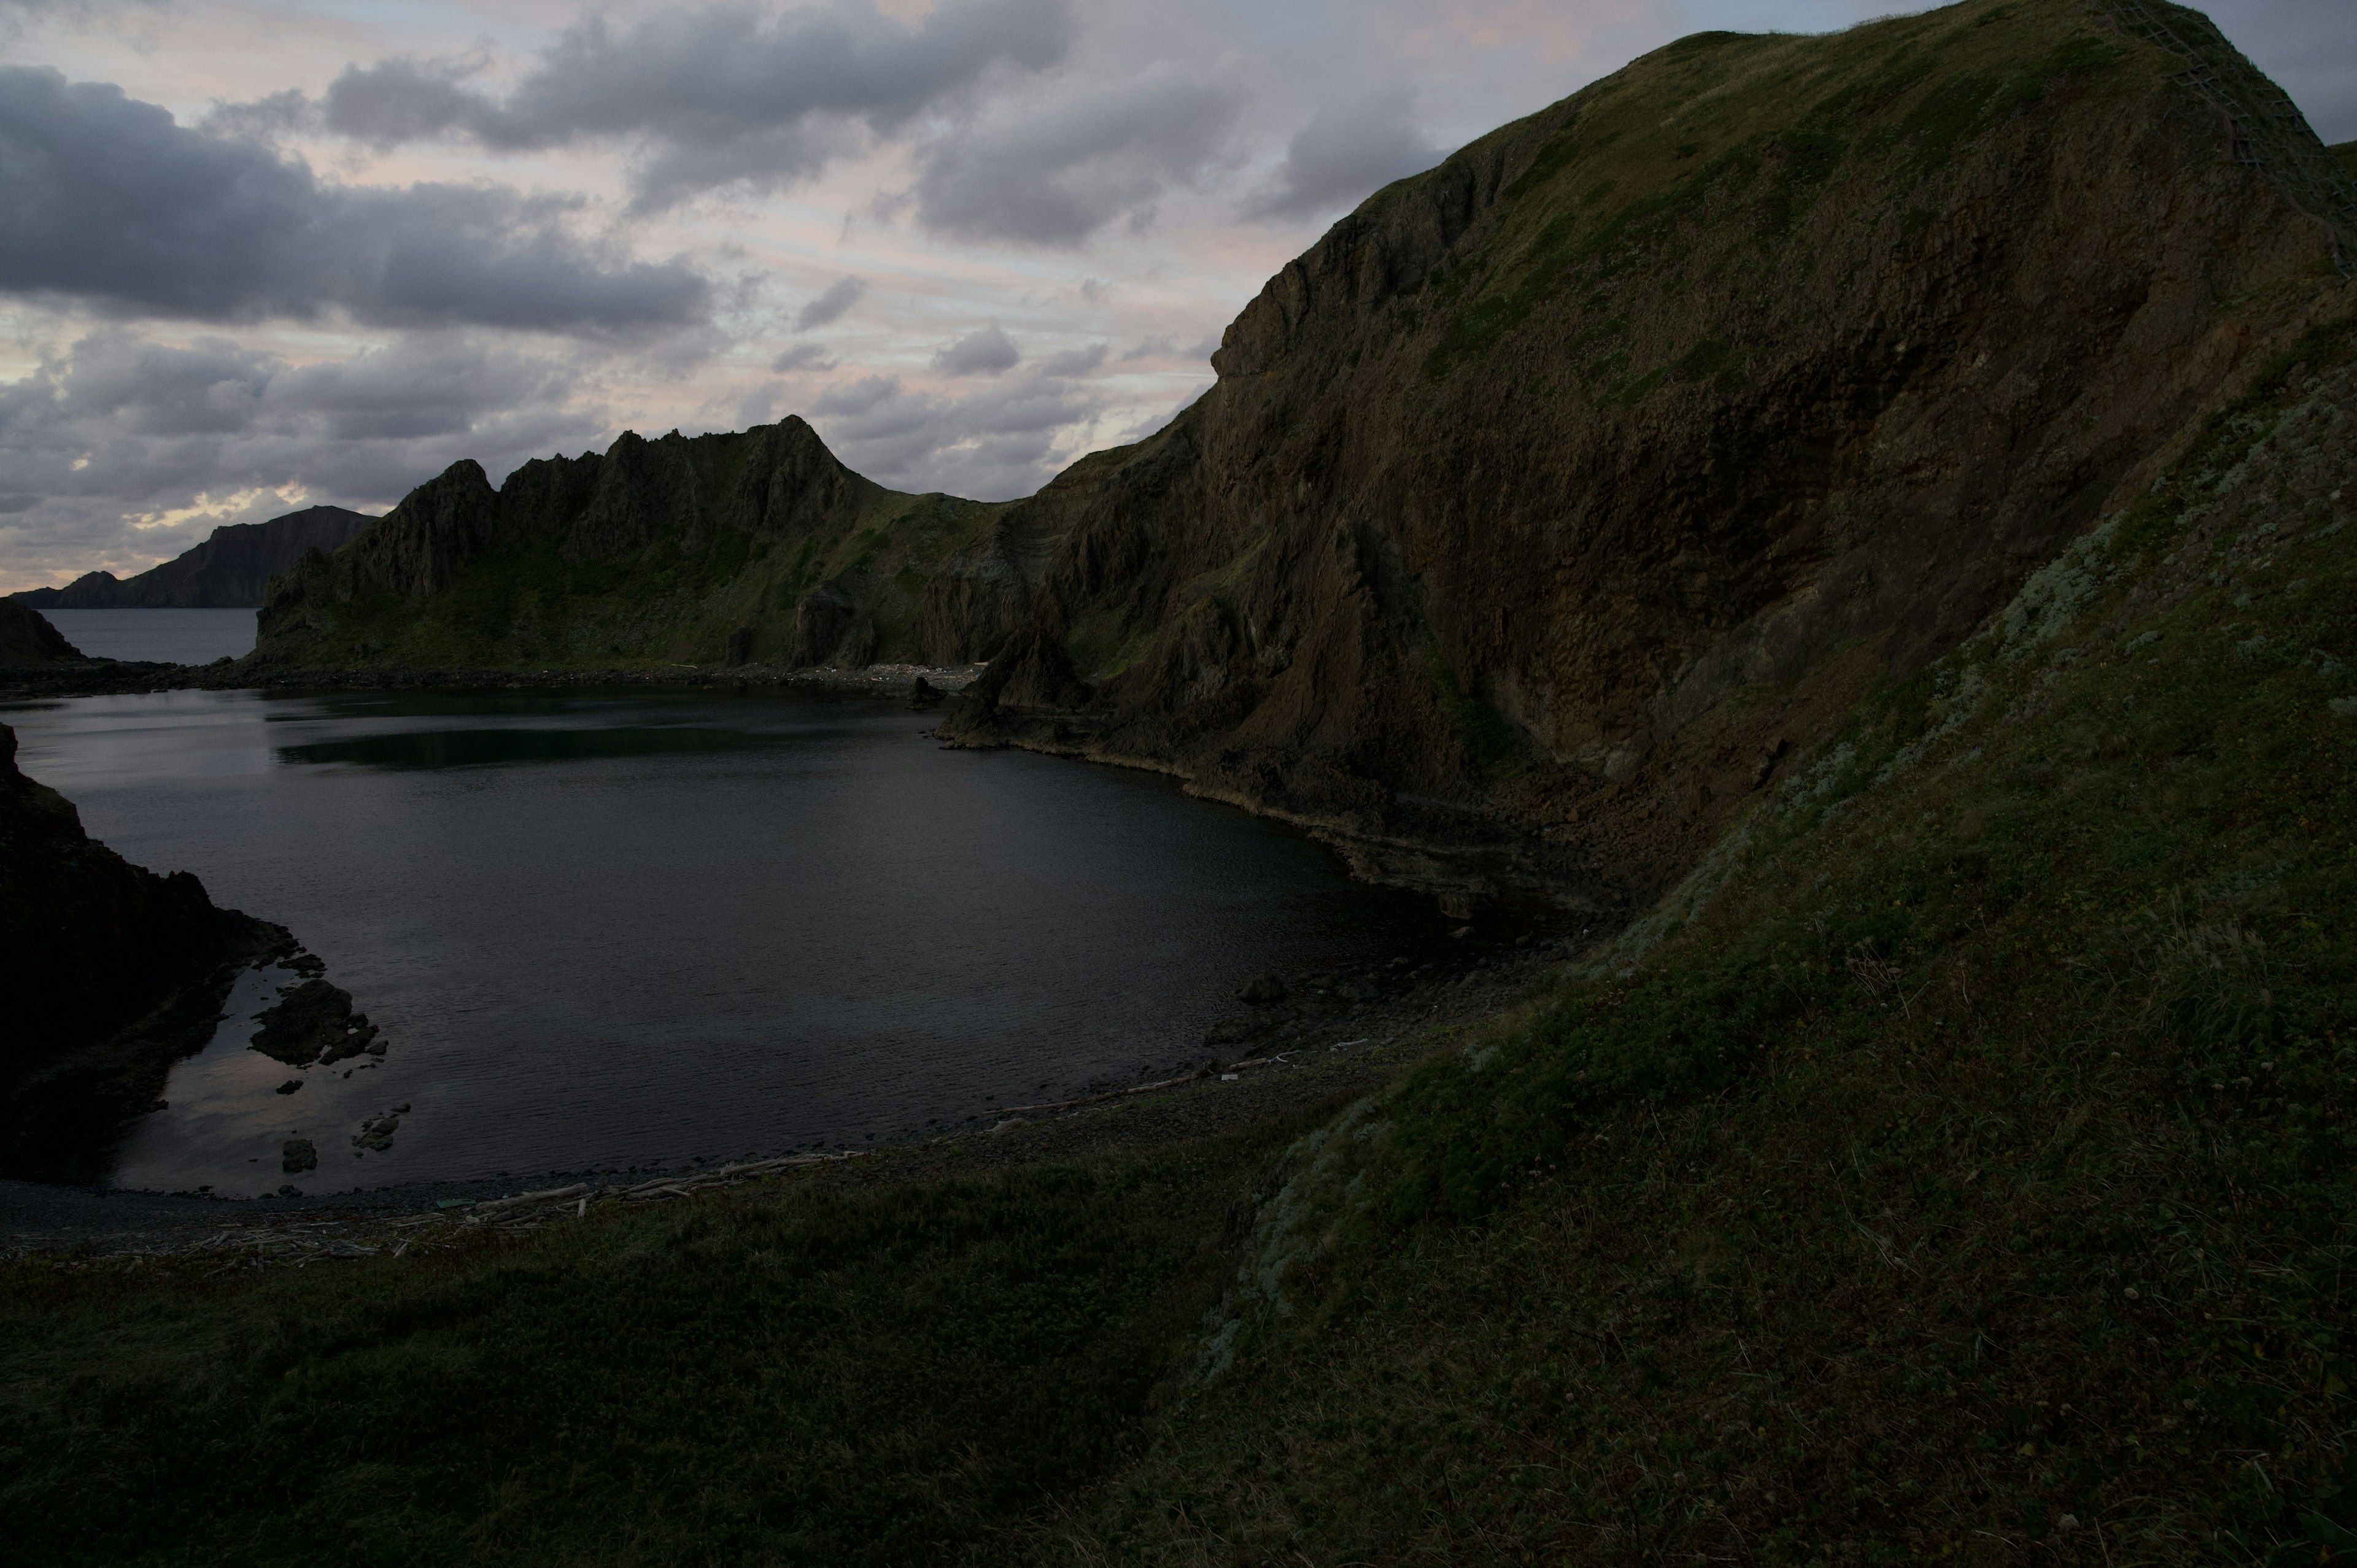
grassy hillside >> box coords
[6,312,2351,1561]
[1040,317,2357,1562]
[0,1132,1295,1565]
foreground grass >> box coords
[0,1132,1303,1566]
[1035,328,2357,1562]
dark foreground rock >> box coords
[0,600,85,666]
[250,979,378,1067]
[0,720,292,1180]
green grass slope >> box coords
[1042,319,2357,1562]
[0,1132,1302,1566]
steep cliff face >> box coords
[254,418,1008,669]
[0,722,287,1171]
[940,0,2357,900]
[14,506,373,609]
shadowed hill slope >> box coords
[14,506,373,609]
[0,600,82,665]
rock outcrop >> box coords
[0,600,84,665]
[938,0,2357,902]
[12,506,373,609]
[0,721,289,1177]
[253,419,1007,669]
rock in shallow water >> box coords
[281,1138,316,1173]
[250,978,377,1067]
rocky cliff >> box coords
[0,600,84,665]
[0,722,288,1175]
[249,0,2356,911]
[253,419,1006,669]
[936,0,2357,904]
[14,506,373,609]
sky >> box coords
[1,0,2351,591]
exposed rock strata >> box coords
[0,721,290,1178]
[938,0,2357,902]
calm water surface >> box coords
[44,608,258,663]
[8,687,1456,1195]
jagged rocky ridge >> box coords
[252,0,2357,910]
[0,721,292,1178]
[254,420,1010,670]
[15,506,373,609]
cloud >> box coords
[1242,85,1443,222]
[795,276,867,331]
[0,66,709,332]
[911,64,1247,245]
[0,328,608,587]
[771,342,839,373]
[315,0,1074,210]
[807,365,1099,498]
[1039,342,1106,376]
[932,322,1020,376]
[1118,334,1217,363]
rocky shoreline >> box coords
[0,921,1585,1253]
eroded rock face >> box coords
[940,0,2357,900]
[252,418,963,669]
[0,721,290,1176]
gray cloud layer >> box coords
[0,66,708,330]
[931,322,1020,376]
[317,0,1073,210]
[807,363,1097,497]
[794,275,867,330]
[0,328,606,581]
[910,64,1246,244]
[1242,86,1441,221]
